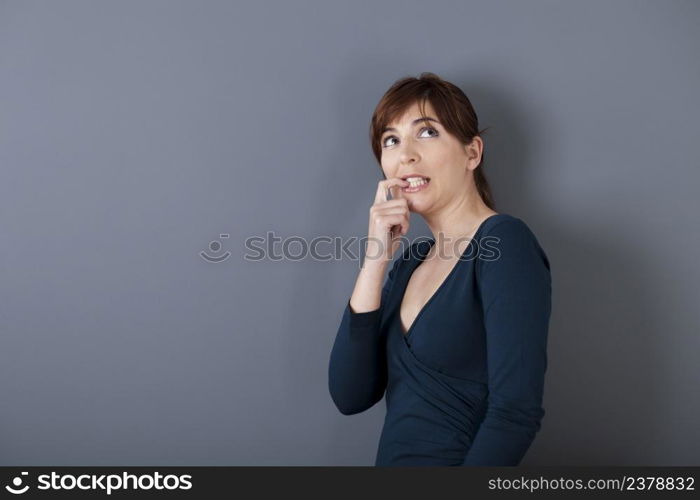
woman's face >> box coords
[379,100,481,214]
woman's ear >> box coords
[464,136,483,171]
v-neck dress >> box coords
[328,213,552,466]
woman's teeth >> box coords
[406,177,429,187]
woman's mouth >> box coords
[401,176,430,193]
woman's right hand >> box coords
[365,177,411,266]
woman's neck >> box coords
[422,194,497,260]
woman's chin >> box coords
[406,197,431,214]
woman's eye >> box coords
[381,127,438,148]
[382,136,397,147]
[420,126,438,138]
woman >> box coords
[328,72,552,466]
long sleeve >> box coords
[328,257,402,415]
[461,219,552,466]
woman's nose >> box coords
[399,143,419,164]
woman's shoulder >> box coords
[477,212,551,271]
[479,212,539,241]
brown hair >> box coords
[369,72,495,211]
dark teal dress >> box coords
[328,214,552,466]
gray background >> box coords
[1,0,698,465]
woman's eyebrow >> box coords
[382,117,440,134]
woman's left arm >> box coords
[461,218,552,466]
